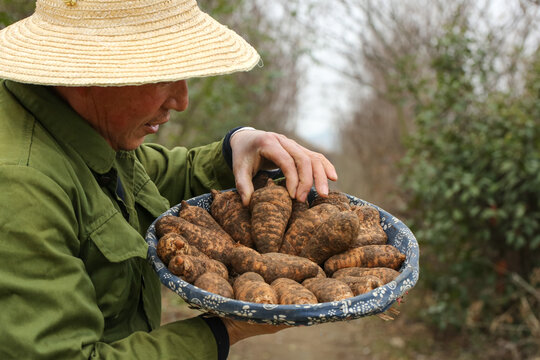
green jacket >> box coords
[0,80,236,359]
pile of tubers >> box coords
[155,178,406,305]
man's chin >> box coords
[115,138,146,151]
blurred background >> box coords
[2,0,539,358]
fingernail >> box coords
[288,187,296,200]
[320,184,329,196]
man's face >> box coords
[84,80,189,150]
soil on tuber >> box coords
[233,272,278,304]
[229,245,322,284]
[210,189,253,248]
[249,179,292,253]
[271,278,318,305]
[324,245,406,275]
[302,277,354,303]
[299,210,360,265]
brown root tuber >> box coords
[229,245,322,284]
[168,254,228,283]
[324,245,406,275]
[156,232,204,265]
[310,190,351,211]
[194,272,234,298]
[287,199,309,227]
[299,210,360,264]
[302,277,354,302]
[155,215,235,265]
[210,189,253,247]
[233,272,278,304]
[337,275,385,296]
[279,203,340,256]
[249,179,292,253]
[154,215,182,239]
[179,200,230,237]
[271,278,318,305]
[332,267,401,284]
[351,205,388,246]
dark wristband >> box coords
[199,315,230,360]
[221,126,244,169]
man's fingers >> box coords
[233,160,256,207]
[222,317,290,346]
[312,158,329,197]
[257,135,300,199]
[274,135,314,201]
[323,156,338,182]
[229,130,337,204]
[235,174,255,207]
[312,151,338,197]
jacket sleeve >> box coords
[134,140,236,207]
[0,165,220,360]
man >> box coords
[0,0,337,359]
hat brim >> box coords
[0,10,260,86]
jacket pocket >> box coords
[134,179,170,219]
[85,209,148,338]
[89,209,148,262]
[134,179,170,236]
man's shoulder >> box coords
[0,81,37,166]
[0,81,66,171]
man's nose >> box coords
[163,80,189,111]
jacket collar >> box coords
[5,80,116,174]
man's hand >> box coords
[221,317,289,345]
[230,130,338,206]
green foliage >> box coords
[399,23,540,333]
[0,0,33,27]
[151,0,302,148]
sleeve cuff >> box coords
[199,315,230,360]
[221,126,256,169]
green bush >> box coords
[400,24,540,338]
[0,0,34,28]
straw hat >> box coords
[0,0,261,86]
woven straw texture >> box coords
[0,0,260,86]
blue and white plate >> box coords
[145,189,420,326]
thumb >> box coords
[234,163,255,207]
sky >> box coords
[294,55,350,152]
[291,0,535,153]
[292,2,358,153]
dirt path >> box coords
[160,286,454,360]
[227,313,449,360]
